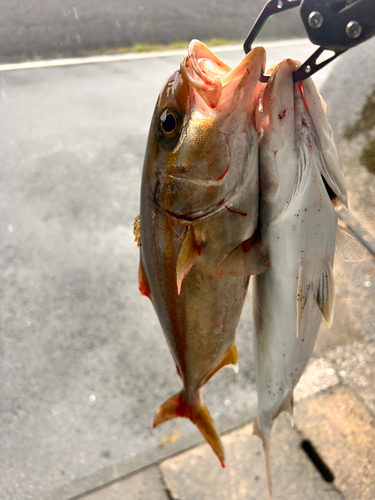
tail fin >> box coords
[153,391,225,467]
[253,417,273,500]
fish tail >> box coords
[153,390,225,467]
[253,417,273,500]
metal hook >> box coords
[243,0,301,55]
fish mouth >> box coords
[165,197,226,222]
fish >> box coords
[135,40,267,466]
[251,58,365,497]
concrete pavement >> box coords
[1,39,374,500]
[42,364,375,500]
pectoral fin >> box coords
[176,226,202,295]
[297,261,335,328]
[335,225,366,262]
[214,235,269,279]
[153,391,225,467]
[201,345,238,386]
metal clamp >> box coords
[244,0,375,82]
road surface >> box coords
[1,38,374,500]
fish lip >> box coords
[164,197,226,222]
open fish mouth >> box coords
[165,197,226,222]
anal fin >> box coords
[214,234,269,279]
[297,261,335,328]
[153,391,225,467]
[315,261,335,327]
[201,345,238,386]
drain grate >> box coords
[301,440,335,482]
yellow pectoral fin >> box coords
[176,226,202,295]
[201,345,238,386]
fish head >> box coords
[256,59,299,139]
[257,58,348,218]
[142,41,266,221]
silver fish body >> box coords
[252,59,348,496]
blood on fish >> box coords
[298,82,308,110]
[241,239,252,252]
[215,164,229,181]
[225,205,247,217]
[278,109,286,120]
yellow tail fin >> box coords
[153,391,225,467]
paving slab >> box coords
[327,341,375,417]
[294,385,375,500]
[294,357,340,402]
[160,416,342,500]
[80,466,168,500]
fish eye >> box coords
[159,109,180,140]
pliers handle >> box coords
[244,0,375,82]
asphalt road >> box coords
[0,0,305,62]
[0,38,374,500]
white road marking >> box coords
[0,38,311,72]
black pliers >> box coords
[244,0,375,81]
